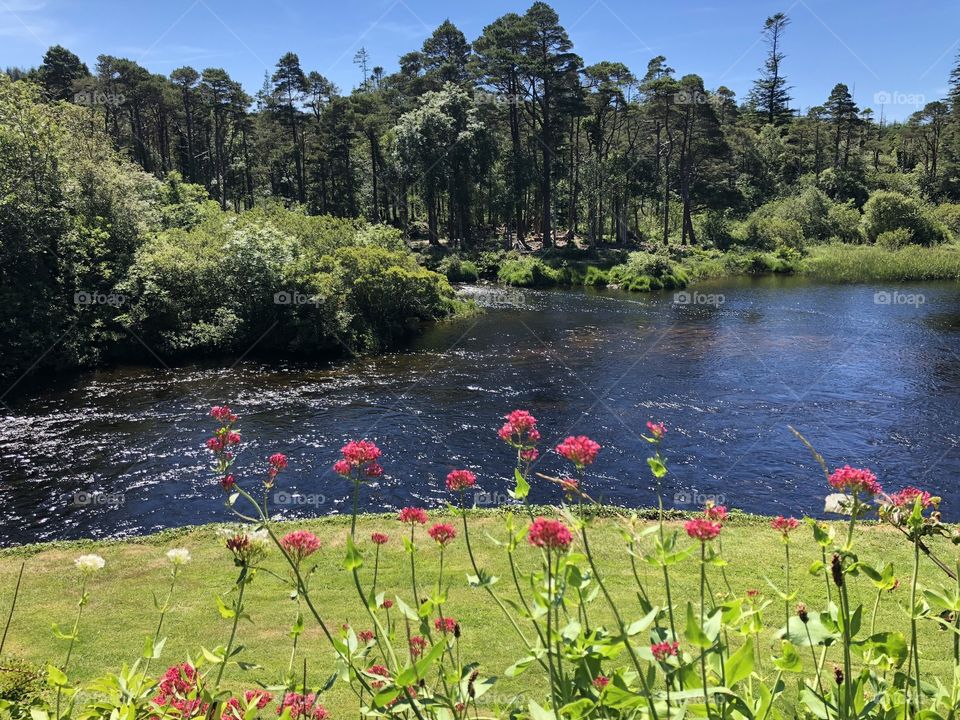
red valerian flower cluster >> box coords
[651,640,679,662]
[592,675,610,689]
[428,522,457,546]
[528,517,574,550]
[153,663,206,717]
[409,635,428,658]
[555,435,601,469]
[277,692,328,719]
[434,616,458,634]
[646,421,666,440]
[770,515,800,537]
[371,532,389,545]
[398,507,428,525]
[221,690,272,720]
[358,629,375,643]
[446,469,477,492]
[334,440,383,480]
[498,410,541,447]
[704,502,728,523]
[279,530,321,563]
[684,518,722,542]
[265,453,288,488]
[889,486,935,508]
[367,664,391,690]
[828,465,882,496]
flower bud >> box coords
[796,602,809,624]
[833,664,844,685]
[831,553,844,588]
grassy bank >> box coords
[800,243,960,282]
[0,510,954,714]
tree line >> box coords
[12,4,960,248]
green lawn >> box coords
[0,510,955,714]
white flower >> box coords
[75,554,106,573]
[166,548,192,566]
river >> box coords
[2,276,959,545]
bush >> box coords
[583,266,609,286]
[0,655,45,716]
[736,214,804,251]
[827,201,863,243]
[497,257,559,287]
[861,190,950,246]
[932,202,960,239]
[437,255,479,282]
[697,210,735,250]
[607,251,688,292]
[876,227,914,249]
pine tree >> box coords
[747,13,792,126]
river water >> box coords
[2,277,959,545]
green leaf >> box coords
[528,700,557,720]
[45,664,68,688]
[343,534,363,571]
[505,655,537,678]
[724,637,755,685]
[626,607,659,636]
[772,640,804,672]
[216,595,236,620]
[684,602,712,649]
[646,457,667,479]
[510,468,530,500]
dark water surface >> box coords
[3,276,960,545]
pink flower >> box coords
[277,692,328,720]
[684,518,722,542]
[828,465,882,496]
[770,515,800,537]
[371,532,389,545]
[498,410,541,447]
[528,517,573,550]
[555,435,601,468]
[226,431,241,446]
[520,448,540,462]
[889,487,935,508]
[434,616,457,634]
[222,691,273,720]
[279,530,321,563]
[358,629,375,643]
[210,406,238,423]
[409,635,428,658]
[381,598,394,610]
[593,675,610,690]
[368,664,390,690]
[704,503,728,524]
[646,421,666,440]
[651,640,679,662]
[206,436,225,452]
[153,663,207,717]
[220,474,235,491]
[428,522,457,546]
[269,453,288,469]
[398,507,428,525]
[335,440,383,479]
[446,469,477,492]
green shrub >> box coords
[473,250,509,279]
[932,202,960,239]
[437,254,480,282]
[583,266,609,286]
[497,257,559,287]
[736,214,804,251]
[876,227,914,249]
[826,201,863,243]
[0,655,45,716]
[697,210,735,250]
[607,251,688,292]
[861,190,950,246]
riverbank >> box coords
[0,510,954,714]
[430,242,960,292]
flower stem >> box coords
[213,571,247,690]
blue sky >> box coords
[2,0,959,121]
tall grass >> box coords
[801,243,960,282]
